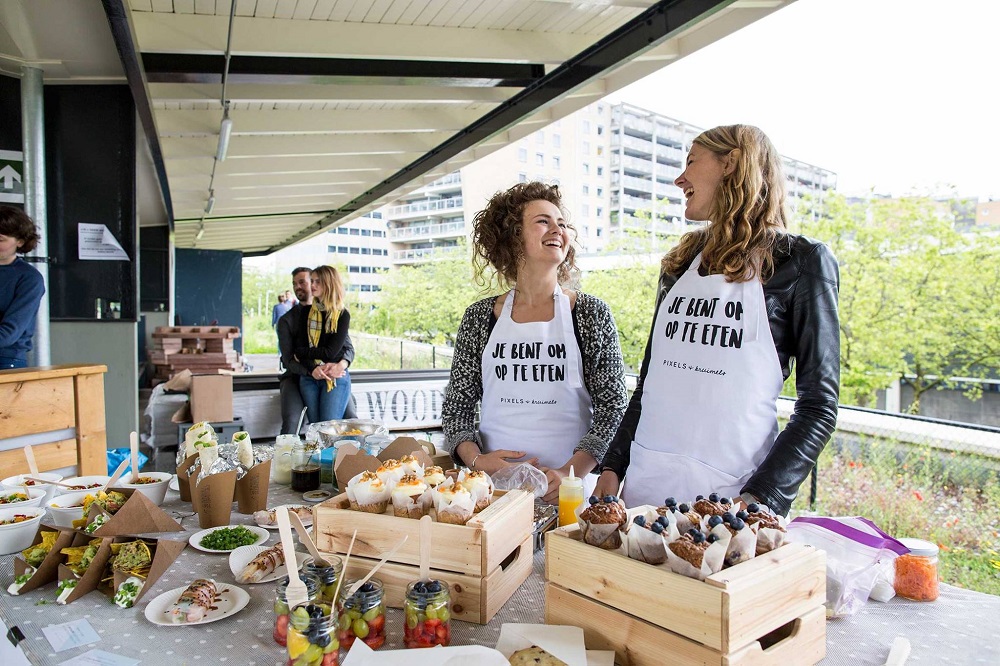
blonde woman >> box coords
[294,265,352,422]
[595,125,840,515]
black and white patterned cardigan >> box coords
[442,292,628,469]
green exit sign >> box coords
[0,149,25,204]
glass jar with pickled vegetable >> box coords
[337,578,385,650]
[894,537,939,601]
[287,601,339,666]
[403,579,451,648]
[303,557,344,605]
[274,573,320,646]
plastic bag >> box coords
[787,516,908,617]
[107,448,149,476]
[490,463,549,500]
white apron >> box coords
[623,253,783,507]
[480,287,595,494]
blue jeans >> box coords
[299,371,352,423]
[0,357,27,369]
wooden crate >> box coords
[545,525,826,664]
[313,488,533,577]
[334,534,533,625]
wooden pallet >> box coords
[148,326,242,379]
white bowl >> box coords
[46,491,91,528]
[1,472,64,504]
[112,471,172,506]
[58,475,112,494]
[0,487,46,510]
[0,507,46,555]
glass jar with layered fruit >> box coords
[403,579,451,648]
[337,579,385,650]
[287,601,339,666]
[302,557,344,605]
[273,573,320,646]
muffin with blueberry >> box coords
[578,495,628,550]
[668,528,713,569]
[625,514,673,564]
[693,493,729,517]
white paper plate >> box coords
[228,545,312,584]
[256,505,314,530]
[188,525,269,553]
[168,475,179,492]
[144,583,250,626]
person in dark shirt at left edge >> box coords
[0,206,45,370]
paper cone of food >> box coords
[194,469,237,529]
[235,459,270,514]
[55,533,114,604]
[176,454,198,502]
[104,537,186,607]
[8,526,76,595]
[89,488,183,537]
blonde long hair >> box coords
[662,125,787,282]
[312,265,346,329]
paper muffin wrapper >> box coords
[391,490,430,517]
[624,513,671,565]
[577,517,627,553]
[720,525,757,568]
[356,500,388,514]
[375,468,405,493]
[436,504,473,525]
[753,519,788,555]
[664,530,730,580]
[457,470,495,513]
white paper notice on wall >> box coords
[78,223,129,260]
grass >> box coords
[792,441,1000,596]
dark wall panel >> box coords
[44,85,136,321]
[175,248,243,353]
[0,75,22,151]
[140,225,169,312]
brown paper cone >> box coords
[90,487,183,537]
[194,469,238,529]
[235,460,271,514]
[57,535,114,604]
[11,527,77,595]
[106,537,187,605]
[176,454,198,502]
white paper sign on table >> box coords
[40,619,100,653]
[59,650,140,666]
[78,223,129,260]
[495,623,591,666]
[345,639,509,665]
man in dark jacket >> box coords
[277,267,356,434]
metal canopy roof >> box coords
[2,0,796,255]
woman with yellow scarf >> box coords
[294,265,352,422]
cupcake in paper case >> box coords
[692,492,730,517]
[665,527,729,580]
[625,510,677,565]
[346,470,390,513]
[577,495,628,551]
[422,466,447,488]
[743,503,788,555]
[375,459,405,492]
[458,469,494,512]
[398,454,424,478]
[704,514,756,568]
[391,474,430,519]
[432,479,475,525]
[668,501,701,534]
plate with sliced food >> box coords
[145,579,250,626]
[229,544,312,584]
[253,505,313,529]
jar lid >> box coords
[898,537,938,557]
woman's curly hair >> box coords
[0,206,40,254]
[471,181,578,290]
[662,124,787,282]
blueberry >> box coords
[663,497,677,507]
[656,516,669,527]
[633,515,646,527]
[707,515,723,528]
[736,510,750,520]
[687,527,699,537]
[708,493,719,503]
[720,497,731,506]
[678,503,691,513]
[707,534,719,543]
[602,495,616,503]
[721,512,735,524]
[692,531,706,543]
[413,581,426,594]
[695,494,705,502]
[316,634,331,648]
[730,518,746,531]
[747,503,760,513]
[426,580,441,594]
[359,582,376,594]
[588,495,599,505]
[650,522,664,534]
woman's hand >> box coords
[310,365,330,381]
[474,449,539,475]
[593,470,621,499]
[542,466,569,503]
[322,360,348,379]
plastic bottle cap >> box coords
[898,537,938,557]
[561,465,583,488]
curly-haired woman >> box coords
[442,182,627,502]
[0,206,45,369]
[594,125,841,516]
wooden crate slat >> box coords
[0,375,76,438]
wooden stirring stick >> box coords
[329,529,357,609]
[100,458,130,494]
[346,535,409,597]
[129,431,141,482]
[418,514,432,582]
[23,477,80,489]
[23,445,39,477]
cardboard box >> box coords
[544,525,827,665]
[170,373,234,424]
[10,526,77,595]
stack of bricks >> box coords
[148,326,242,381]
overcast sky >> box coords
[610,0,999,200]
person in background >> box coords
[0,206,45,370]
[594,125,840,516]
[284,289,297,306]
[271,292,293,329]
[294,265,353,423]
[278,266,356,434]
[442,182,627,502]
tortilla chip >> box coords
[21,531,59,564]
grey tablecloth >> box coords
[2,483,999,665]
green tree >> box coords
[581,260,660,372]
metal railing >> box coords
[387,197,464,218]
[388,220,465,241]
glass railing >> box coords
[388,197,464,217]
[388,220,465,240]
[391,246,464,262]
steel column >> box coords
[20,66,50,367]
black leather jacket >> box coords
[601,233,840,516]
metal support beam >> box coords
[20,66,50,367]
[267,0,733,253]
